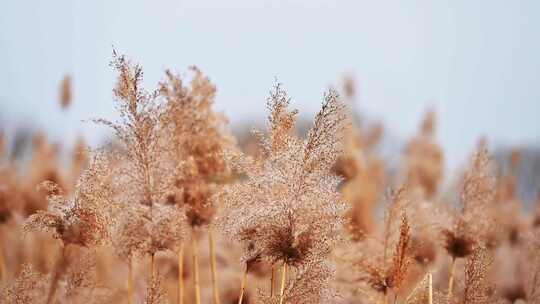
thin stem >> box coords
[128,257,134,304]
[270,264,275,297]
[237,264,249,304]
[192,234,201,304]
[0,239,5,282]
[448,257,456,297]
[404,273,427,303]
[428,272,433,304]
[209,227,221,304]
[279,263,287,304]
[178,244,184,304]
[150,253,155,282]
[46,245,67,304]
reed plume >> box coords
[441,147,496,298]
[354,208,412,303]
[462,247,493,304]
[95,51,186,300]
[159,67,235,304]
[22,153,112,303]
[218,83,348,304]
[402,110,444,199]
[334,103,386,239]
[23,152,112,248]
[59,74,72,110]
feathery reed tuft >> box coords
[218,82,348,303]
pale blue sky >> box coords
[1,1,539,170]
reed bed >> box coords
[0,52,539,304]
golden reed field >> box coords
[0,52,539,304]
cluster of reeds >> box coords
[0,53,539,304]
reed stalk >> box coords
[279,263,287,304]
[177,243,184,304]
[448,257,456,297]
[46,245,67,304]
[0,240,5,282]
[270,265,275,297]
[237,264,248,304]
[150,253,155,282]
[192,234,201,304]
[428,272,433,304]
[209,227,221,304]
[128,257,134,304]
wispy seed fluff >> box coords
[218,83,349,303]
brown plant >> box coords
[23,152,112,247]
[60,74,72,110]
[462,247,494,304]
[402,110,444,199]
[218,83,347,303]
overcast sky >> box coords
[1,1,539,171]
